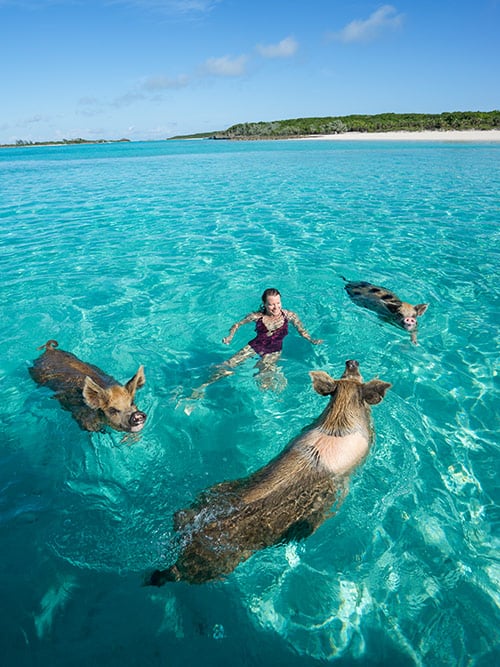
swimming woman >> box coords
[191,288,323,397]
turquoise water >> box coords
[1,139,499,666]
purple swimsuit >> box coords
[249,313,289,356]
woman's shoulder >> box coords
[245,310,262,321]
[283,310,304,325]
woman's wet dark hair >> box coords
[259,288,281,312]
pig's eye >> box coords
[107,407,119,416]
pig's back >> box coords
[344,281,401,317]
[29,347,116,391]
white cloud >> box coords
[0,0,221,14]
[111,91,147,108]
[166,0,220,11]
[0,0,64,7]
[140,73,190,90]
[108,0,222,16]
[76,99,99,117]
[203,54,248,77]
[78,96,100,106]
[23,114,45,125]
[256,36,298,59]
[332,5,403,43]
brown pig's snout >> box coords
[129,410,147,430]
[343,359,361,378]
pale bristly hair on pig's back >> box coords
[241,372,390,504]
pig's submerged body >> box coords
[165,456,344,585]
[29,340,146,433]
[147,361,390,585]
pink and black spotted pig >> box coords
[342,278,429,344]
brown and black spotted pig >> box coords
[146,360,391,586]
[342,278,429,344]
[29,340,147,433]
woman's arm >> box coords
[222,312,260,344]
[285,310,323,345]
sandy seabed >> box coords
[295,130,500,142]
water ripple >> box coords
[1,140,499,665]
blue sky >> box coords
[1,0,499,143]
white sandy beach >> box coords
[296,130,500,142]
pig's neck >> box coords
[313,398,369,438]
[296,398,373,474]
[298,429,370,475]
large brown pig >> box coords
[29,340,147,433]
[146,360,390,586]
[342,278,428,344]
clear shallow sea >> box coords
[0,139,499,666]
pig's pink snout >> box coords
[129,410,147,431]
[403,317,417,330]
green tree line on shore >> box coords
[173,110,500,140]
[5,112,499,146]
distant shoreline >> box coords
[0,138,130,149]
[291,130,500,142]
[3,130,500,148]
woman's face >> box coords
[264,294,281,316]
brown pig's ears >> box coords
[415,303,429,316]
[310,371,338,396]
[125,365,146,396]
[362,380,392,405]
[83,377,106,409]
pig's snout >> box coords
[402,316,417,330]
[343,359,361,379]
[129,410,147,432]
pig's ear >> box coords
[125,365,146,397]
[362,380,392,405]
[415,303,428,316]
[83,377,107,409]
[310,371,338,396]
